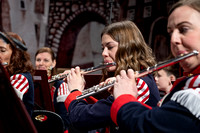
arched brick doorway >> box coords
[56,11,106,68]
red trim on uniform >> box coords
[110,94,152,125]
[95,127,109,133]
[51,86,56,101]
[183,65,200,76]
[140,102,152,109]
[64,91,82,111]
[12,75,20,87]
[110,94,137,125]
[105,127,110,133]
[188,76,198,88]
[140,94,149,103]
[17,77,26,90]
[85,96,98,104]
[20,81,28,92]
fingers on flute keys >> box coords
[114,69,138,99]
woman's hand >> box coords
[98,77,116,94]
[67,66,85,92]
[113,69,138,99]
[62,69,71,82]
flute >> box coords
[76,50,199,100]
[2,62,8,65]
[48,62,116,83]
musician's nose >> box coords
[170,30,181,46]
[38,60,45,66]
[102,47,108,57]
[154,76,158,82]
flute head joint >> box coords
[193,50,199,55]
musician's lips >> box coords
[104,60,114,64]
[176,50,188,57]
[1,62,8,65]
[37,67,46,70]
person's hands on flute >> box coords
[62,68,85,82]
[67,66,86,92]
[113,69,138,99]
[99,77,116,94]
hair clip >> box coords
[0,31,27,51]
[11,37,27,51]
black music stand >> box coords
[0,62,37,133]
[33,70,55,112]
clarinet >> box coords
[76,50,199,100]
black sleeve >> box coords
[68,96,114,131]
[117,100,200,133]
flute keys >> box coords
[94,85,99,92]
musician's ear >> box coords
[52,60,56,68]
[170,75,176,82]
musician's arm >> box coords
[54,81,70,130]
[10,72,34,116]
[65,94,113,131]
[111,72,200,132]
[111,95,198,133]
[10,74,29,100]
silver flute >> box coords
[2,62,8,65]
[48,62,116,83]
[76,50,199,100]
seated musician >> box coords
[62,20,160,132]
[110,0,200,132]
[35,47,57,100]
[0,32,34,116]
[35,47,70,131]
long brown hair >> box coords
[1,32,34,75]
[101,20,156,80]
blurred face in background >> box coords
[101,34,118,72]
[0,39,12,67]
[154,69,175,93]
[35,52,56,72]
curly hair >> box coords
[101,20,156,80]
[1,32,34,76]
